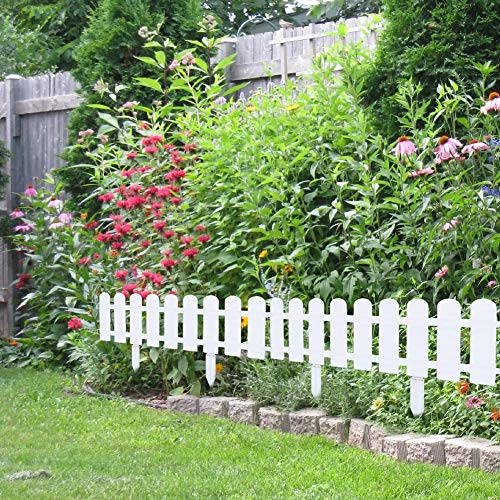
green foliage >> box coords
[0,15,53,79]
[364,0,500,137]
[58,0,202,209]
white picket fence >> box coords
[98,294,500,416]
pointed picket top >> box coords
[145,294,160,347]
[436,299,461,381]
[224,296,242,357]
[378,298,400,374]
[99,293,111,341]
[183,295,199,352]
[469,299,497,386]
[114,292,127,343]
[353,298,373,371]
[330,298,348,368]
[247,296,266,360]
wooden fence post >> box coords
[0,75,23,337]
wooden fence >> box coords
[0,72,82,337]
[0,16,380,337]
[99,293,500,417]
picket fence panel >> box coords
[98,293,500,416]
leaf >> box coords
[190,380,201,396]
[135,56,160,68]
[134,77,163,93]
[170,386,184,396]
[154,51,166,66]
[178,356,188,376]
[86,104,112,110]
[149,347,159,364]
[97,112,119,129]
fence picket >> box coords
[308,298,325,397]
[247,296,266,359]
[113,293,127,343]
[378,299,400,374]
[288,298,304,362]
[129,293,143,345]
[330,298,348,367]
[270,298,285,360]
[353,299,373,370]
[164,294,179,349]
[145,294,160,347]
[182,295,199,351]
[407,299,429,378]
[470,299,497,385]
[99,293,111,341]
[224,296,242,356]
[437,299,461,381]
[203,296,219,386]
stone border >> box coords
[81,386,500,473]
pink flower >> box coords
[442,219,460,231]
[195,225,206,232]
[434,136,463,164]
[10,209,24,218]
[181,53,195,65]
[114,270,128,281]
[180,236,193,244]
[47,198,63,209]
[169,59,179,70]
[183,248,199,258]
[24,185,37,197]
[480,92,500,114]
[78,129,94,137]
[198,234,210,243]
[408,167,435,178]
[434,265,449,278]
[465,396,484,409]
[14,223,34,233]
[390,136,417,156]
[58,213,73,224]
[122,101,138,109]
[68,317,83,330]
[487,280,497,288]
[162,230,175,239]
[78,257,91,265]
[161,259,176,268]
[98,193,114,203]
[48,222,64,230]
[462,140,489,155]
[92,253,102,260]
[126,151,138,160]
[143,145,159,155]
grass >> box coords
[0,368,499,499]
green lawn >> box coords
[0,368,499,499]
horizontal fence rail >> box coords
[99,294,500,416]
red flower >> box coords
[195,225,206,232]
[143,146,159,155]
[183,248,199,258]
[68,317,83,330]
[93,253,102,260]
[153,221,166,231]
[84,221,98,230]
[98,193,114,203]
[162,230,175,239]
[165,169,186,181]
[170,197,182,205]
[121,169,137,178]
[126,151,138,160]
[161,259,176,268]
[111,241,124,250]
[198,234,210,243]
[79,257,91,265]
[180,236,193,244]
[114,222,132,235]
[114,270,128,281]
[457,380,469,395]
[184,143,197,152]
[141,240,151,248]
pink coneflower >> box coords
[24,185,37,197]
[408,167,435,178]
[480,92,500,114]
[58,213,72,224]
[14,223,34,233]
[465,396,484,409]
[434,265,449,278]
[48,222,64,230]
[462,140,489,155]
[442,219,460,231]
[487,280,497,287]
[10,209,24,218]
[390,136,417,156]
[47,198,63,209]
[434,136,463,164]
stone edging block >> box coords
[445,437,494,468]
[258,407,290,432]
[480,445,500,473]
[289,409,327,435]
[383,433,423,461]
[199,396,237,418]
[165,394,199,415]
[318,416,349,443]
[228,399,260,425]
[406,434,455,465]
[348,419,372,449]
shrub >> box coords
[364,0,500,136]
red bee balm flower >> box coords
[183,248,199,258]
[68,317,83,330]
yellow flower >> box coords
[80,213,87,220]
[283,264,293,274]
[246,105,256,112]
[258,249,268,259]
[241,316,248,328]
[370,397,384,411]
[215,363,224,374]
[285,104,300,112]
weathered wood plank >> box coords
[16,94,83,115]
